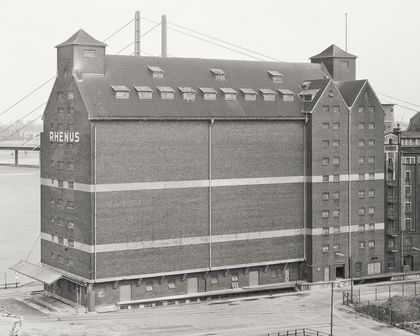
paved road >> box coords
[0,285,414,336]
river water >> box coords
[0,160,40,285]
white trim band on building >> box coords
[41,173,385,192]
[41,223,384,254]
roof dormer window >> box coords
[278,89,295,102]
[298,89,319,102]
[157,86,174,100]
[210,68,226,81]
[199,87,217,100]
[178,87,196,101]
[134,86,153,100]
[267,70,283,83]
[300,81,311,90]
[111,85,130,99]
[259,89,276,101]
[148,66,164,79]
[240,88,257,101]
[220,88,236,101]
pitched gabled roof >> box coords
[76,55,329,120]
[299,79,330,112]
[335,80,366,107]
[56,29,107,48]
[310,44,357,60]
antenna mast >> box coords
[345,13,348,51]
[135,10,141,56]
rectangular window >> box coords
[323,106,330,113]
[332,210,340,217]
[331,226,340,234]
[231,274,239,282]
[332,157,340,165]
[368,189,375,197]
[57,255,64,263]
[405,186,411,198]
[58,236,64,244]
[405,237,413,247]
[168,280,176,289]
[368,123,375,129]
[358,241,366,248]
[332,192,340,200]
[322,210,330,218]
[358,123,365,130]
[323,175,329,182]
[367,223,375,231]
[388,237,395,247]
[405,218,413,231]
[387,257,395,269]
[66,201,74,210]
[67,91,74,100]
[358,190,365,198]
[358,224,365,232]
[368,207,375,215]
[57,161,64,169]
[66,106,74,115]
[332,140,340,147]
[405,171,411,181]
[68,182,74,189]
[358,106,365,113]
[57,199,63,207]
[368,240,375,248]
[333,123,340,129]
[145,283,153,292]
[322,158,329,166]
[68,240,74,248]
[50,197,55,204]
[57,218,64,226]
[322,245,330,252]
[322,227,330,235]
[83,50,96,58]
[358,140,365,147]
[57,92,64,100]
[333,106,340,113]
[368,106,375,113]
[368,156,375,163]
[67,162,74,170]
[405,202,412,213]
[322,192,330,201]
[358,208,365,216]
[368,173,375,180]
[368,139,375,146]
[67,220,75,229]
[358,156,365,164]
[322,140,330,147]
[333,243,340,251]
[322,123,329,130]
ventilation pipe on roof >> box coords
[134,10,141,56]
[161,15,167,57]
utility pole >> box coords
[134,10,141,56]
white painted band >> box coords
[41,223,384,254]
[41,173,384,192]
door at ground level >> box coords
[249,270,259,286]
[367,262,381,275]
[336,265,345,279]
[119,284,132,302]
[324,266,330,281]
[187,277,198,293]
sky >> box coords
[1,0,419,124]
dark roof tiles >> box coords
[56,29,107,48]
[310,44,357,60]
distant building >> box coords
[384,113,420,272]
[13,30,385,310]
[383,104,396,134]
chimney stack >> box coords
[161,15,167,57]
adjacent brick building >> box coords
[13,30,385,310]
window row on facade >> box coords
[322,173,377,182]
[51,160,74,170]
[321,122,376,130]
[49,198,74,209]
[50,217,75,229]
[50,252,74,267]
[321,223,376,235]
[322,106,376,114]
[50,179,74,189]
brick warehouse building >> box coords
[12,30,385,310]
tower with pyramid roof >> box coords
[55,29,107,79]
[310,44,357,81]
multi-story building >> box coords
[383,104,396,134]
[385,115,420,273]
[12,30,385,310]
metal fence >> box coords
[260,329,330,336]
